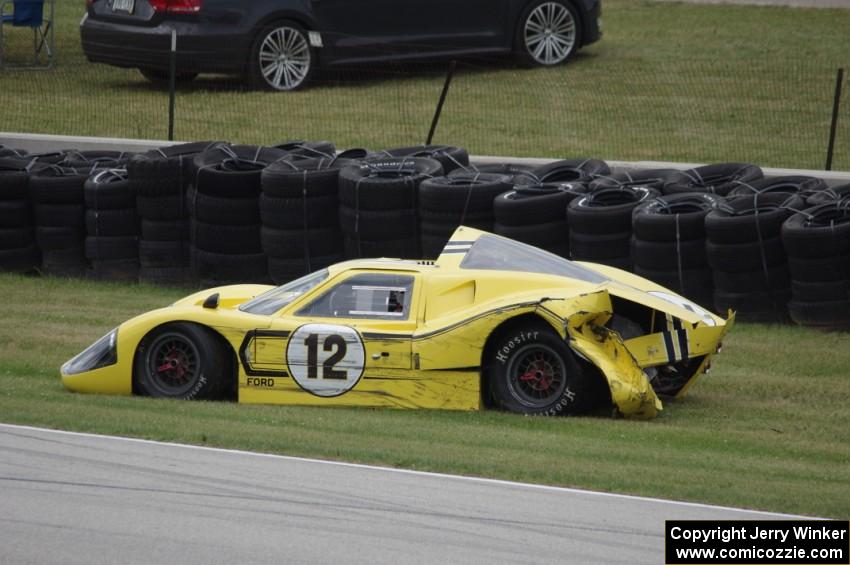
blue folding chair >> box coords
[0,0,55,67]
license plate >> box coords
[112,0,134,13]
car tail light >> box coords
[150,0,203,14]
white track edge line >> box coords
[0,423,818,519]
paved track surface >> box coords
[0,424,803,565]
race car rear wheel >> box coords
[488,325,586,416]
[135,322,230,400]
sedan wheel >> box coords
[253,23,314,91]
[520,1,578,67]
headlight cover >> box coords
[62,328,118,375]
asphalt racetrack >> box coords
[1,424,802,564]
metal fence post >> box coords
[825,68,844,171]
[168,29,177,142]
[426,60,457,145]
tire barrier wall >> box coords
[2,142,850,330]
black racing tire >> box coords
[260,226,342,258]
[41,246,87,277]
[589,169,680,191]
[85,236,139,261]
[663,163,763,196]
[455,162,537,182]
[0,244,39,272]
[135,322,230,400]
[631,237,708,271]
[713,288,791,324]
[35,203,85,227]
[533,158,610,183]
[704,194,803,244]
[787,254,850,283]
[378,145,470,174]
[0,168,29,201]
[781,203,850,259]
[339,157,442,211]
[137,194,188,221]
[140,219,188,242]
[0,227,34,250]
[272,141,337,159]
[567,187,659,235]
[418,208,493,227]
[249,21,316,91]
[806,182,850,206]
[35,226,84,250]
[487,322,588,415]
[60,150,134,170]
[791,279,849,302]
[569,230,632,260]
[128,142,226,198]
[0,199,31,227]
[268,253,344,285]
[493,184,587,226]
[186,187,260,226]
[88,259,140,282]
[343,236,419,259]
[85,208,138,237]
[788,299,850,329]
[192,145,286,199]
[260,192,338,229]
[139,266,193,287]
[632,193,722,242]
[261,156,347,199]
[84,170,136,210]
[29,168,88,204]
[705,237,787,272]
[139,240,190,268]
[712,265,791,293]
[494,220,569,250]
[419,173,513,214]
[139,68,199,84]
[514,0,581,68]
[421,233,451,259]
[190,221,261,254]
[190,248,269,283]
[726,175,827,198]
[339,206,417,240]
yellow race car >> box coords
[61,227,733,419]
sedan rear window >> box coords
[459,234,608,284]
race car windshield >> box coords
[460,234,608,284]
[239,269,329,315]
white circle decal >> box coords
[286,324,366,397]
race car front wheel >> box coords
[488,324,586,416]
[135,322,230,400]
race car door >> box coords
[240,271,421,407]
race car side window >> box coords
[296,273,414,320]
[239,269,329,315]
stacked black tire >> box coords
[663,163,763,196]
[782,199,850,329]
[60,150,134,170]
[30,165,93,277]
[531,158,610,184]
[379,145,469,174]
[128,142,223,286]
[705,193,803,322]
[0,158,39,273]
[493,182,587,258]
[726,175,827,199]
[418,171,512,258]
[260,154,346,284]
[632,193,721,309]
[84,169,139,281]
[339,157,441,260]
[567,186,658,271]
[188,144,286,286]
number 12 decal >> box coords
[287,324,365,397]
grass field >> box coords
[1,272,848,518]
[1,1,849,168]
